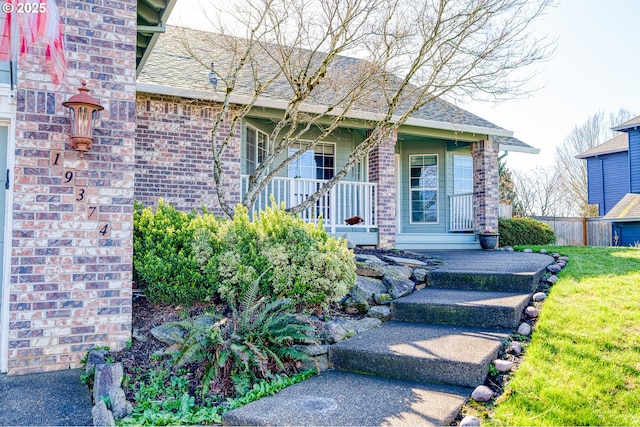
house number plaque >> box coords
[51,150,110,237]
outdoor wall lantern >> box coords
[62,80,104,158]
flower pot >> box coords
[478,233,499,250]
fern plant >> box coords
[173,270,316,398]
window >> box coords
[453,155,473,194]
[410,155,438,223]
[288,142,335,180]
[245,126,267,174]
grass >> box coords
[488,246,640,426]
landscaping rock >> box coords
[367,305,392,322]
[532,292,547,302]
[493,359,513,372]
[374,293,393,305]
[350,276,387,304]
[412,268,429,283]
[557,261,566,269]
[517,323,532,336]
[131,328,147,343]
[539,249,548,254]
[349,317,382,333]
[354,254,386,266]
[505,246,514,251]
[321,318,381,343]
[109,388,132,419]
[525,306,538,318]
[551,253,561,259]
[508,341,522,355]
[302,355,330,372]
[150,323,187,346]
[471,385,493,402]
[382,265,413,279]
[547,264,562,274]
[383,268,415,299]
[85,349,107,374]
[93,363,124,404]
[460,415,481,426]
[293,343,330,357]
[523,248,533,253]
[342,297,369,314]
[382,256,426,268]
[193,315,216,327]
[92,400,115,427]
[546,275,558,284]
[355,262,385,278]
[558,256,569,262]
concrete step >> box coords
[392,288,530,329]
[427,270,540,293]
[329,321,509,387]
[221,370,472,426]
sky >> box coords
[167,0,640,173]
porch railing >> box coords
[241,175,377,235]
[449,193,474,232]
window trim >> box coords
[409,153,439,225]
[244,124,268,174]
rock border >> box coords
[87,351,133,427]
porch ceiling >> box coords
[136,0,178,77]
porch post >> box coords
[368,130,397,249]
[471,139,500,233]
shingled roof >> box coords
[612,115,640,132]
[138,25,536,152]
[575,133,628,159]
[604,193,640,221]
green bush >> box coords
[133,200,219,305]
[134,199,355,309]
[195,202,356,310]
[499,217,556,247]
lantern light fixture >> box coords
[62,80,104,158]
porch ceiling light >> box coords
[62,80,104,158]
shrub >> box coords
[499,217,556,247]
[195,202,356,310]
[133,200,219,305]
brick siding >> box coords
[471,139,500,233]
[7,1,137,374]
[368,131,397,248]
[135,93,241,215]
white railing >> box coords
[241,175,377,235]
[449,193,474,231]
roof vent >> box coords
[208,62,218,89]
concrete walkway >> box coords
[224,249,553,426]
[0,369,92,426]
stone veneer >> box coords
[471,139,500,233]
[368,131,397,248]
[7,1,137,374]
[135,93,241,214]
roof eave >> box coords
[500,144,540,154]
[576,148,628,159]
[137,82,517,139]
[136,0,179,78]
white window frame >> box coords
[409,154,439,224]
[244,125,268,174]
[453,155,473,195]
[287,141,336,181]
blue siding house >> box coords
[577,115,640,246]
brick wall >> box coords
[368,130,397,248]
[7,0,137,374]
[135,93,241,215]
[471,139,500,233]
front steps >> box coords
[222,252,552,426]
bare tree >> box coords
[512,167,570,217]
[179,0,555,217]
[555,108,635,217]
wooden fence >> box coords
[532,216,612,246]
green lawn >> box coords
[490,246,640,426]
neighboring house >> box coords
[0,4,536,374]
[577,115,640,246]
